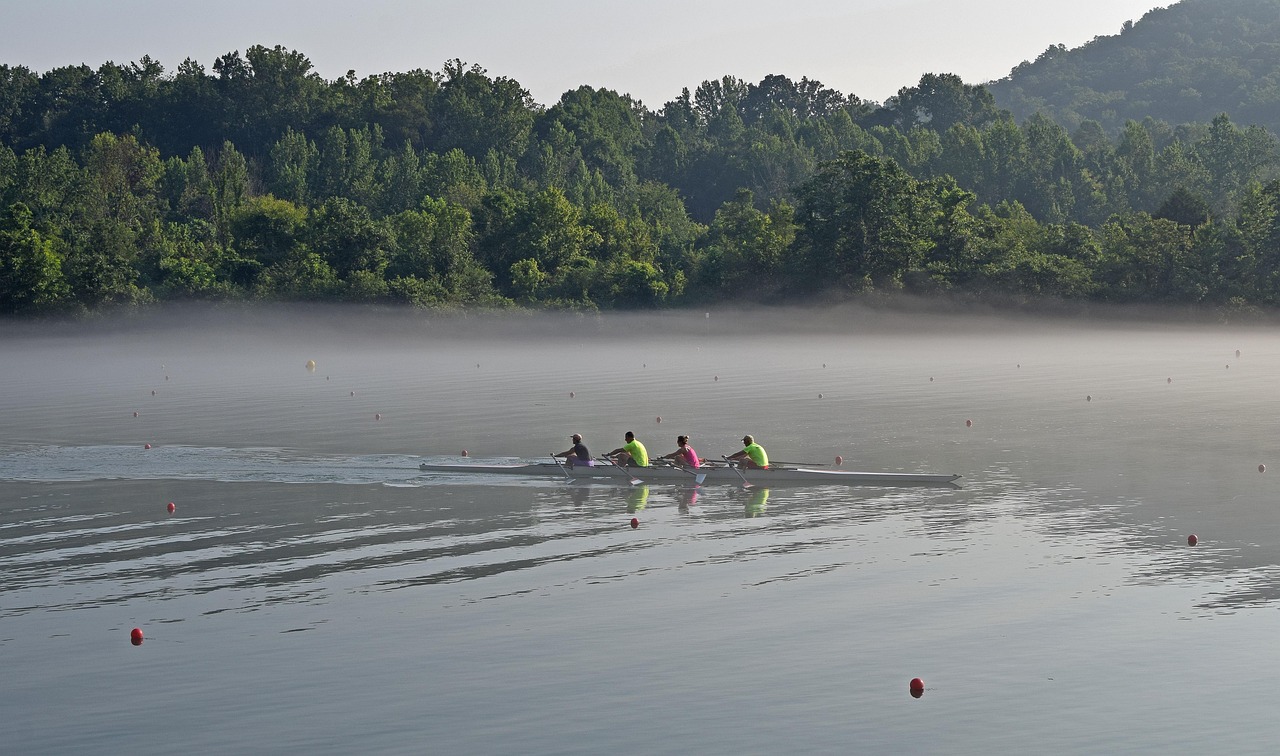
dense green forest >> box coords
[7,0,1280,316]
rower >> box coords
[727,434,769,469]
[606,431,649,468]
[555,433,594,467]
[657,435,701,468]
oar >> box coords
[659,461,707,486]
[722,456,754,489]
[550,453,574,482]
[603,456,643,486]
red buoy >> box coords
[1188,534,1198,546]
[910,678,924,698]
[569,391,575,398]
[1086,395,1092,402]
[1260,464,1267,473]
[144,443,152,449]
[375,413,382,420]
[630,517,639,529]
[167,502,175,513]
[965,419,972,427]
[461,450,469,457]
[133,411,139,418]
[130,628,144,645]
[656,416,662,423]
[835,455,844,466]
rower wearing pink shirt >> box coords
[657,435,701,468]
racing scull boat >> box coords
[418,460,960,487]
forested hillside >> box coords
[5,1,1280,317]
[988,0,1280,135]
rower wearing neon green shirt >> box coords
[607,431,649,468]
[727,434,769,469]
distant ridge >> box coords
[987,0,1280,134]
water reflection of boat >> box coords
[419,461,959,487]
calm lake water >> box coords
[3,304,1280,754]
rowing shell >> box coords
[418,461,960,487]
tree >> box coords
[267,128,317,205]
[0,202,67,313]
[700,189,794,298]
[793,150,932,290]
[308,197,390,278]
[431,60,536,160]
[1154,187,1211,228]
[886,73,1003,133]
[211,141,250,246]
[537,86,643,188]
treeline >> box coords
[6,44,1280,315]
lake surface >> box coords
[3,304,1280,754]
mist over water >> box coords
[4,303,1280,753]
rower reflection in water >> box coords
[678,487,699,514]
[626,485,650,513]
[744,488,770,517]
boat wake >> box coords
[0,444,448,486]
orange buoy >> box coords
[910,678,924,698]
[130,628,144,645]
[818,393,823,399]
[1188,534,1198,546]
[167,502,175,513]
[630,517,639,529]
[714,375,719,381]
[835,455,844,466]
[1168,377,1172,384]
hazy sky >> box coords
[2,0,1166,107]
